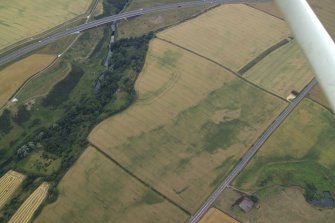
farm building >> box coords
[238,197,254,213]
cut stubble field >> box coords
[0,170,25,209]
[0,0,93,50]
[9,182,49,223]
[0,54,56,108]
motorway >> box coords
[0,0,269,67]
[188,78,318,223]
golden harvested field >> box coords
[89,38,287,213]
[157,4,290,72]
[35,147,188,223]
[0,0,93,50]
[0,54,56,107]
[200,208,239,223]
[244,40,314,98]
[0,170,25,209]
[9,182,49,223]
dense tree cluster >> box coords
[42,65,84,108]
[0,109,12,135]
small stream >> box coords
[95,22,116,93]
[310,192,334,208]
[104,22,116,68]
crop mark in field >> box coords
[90,143,191,216]
[138,68,181,105]
[238,37,293,75]
[157,37,287,102]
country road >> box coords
[0,0,269,67]
[188,78,318,223]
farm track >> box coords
[90,144,192,216]
[238,37,292,74]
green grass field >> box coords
[232,99,335,207]
[244,40,314,98]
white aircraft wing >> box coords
[274,0,335,112]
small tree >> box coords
[14,105,31,125]
[0,109,12,134]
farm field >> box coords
[35,147,188,223]
[308,84,330,109]
[157,4,290,72]
[89,37,287,213]
[199,208,239,223]
[216,187,335,223]
[0,0,93,50]
[8,182,49,223]
[244,40,314,98]
[0,54,56,108]
[0,170,25,209]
